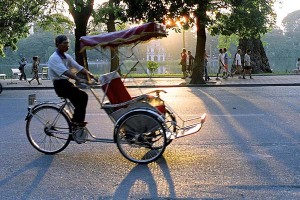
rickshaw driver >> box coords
[48,35,95,127]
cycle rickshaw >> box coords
[25,22,206,164]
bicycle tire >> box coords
[115,111,167,164]
[164,108,176,146]
[26,105,72,154]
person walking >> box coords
[243,49,253,79]
[18,57,27,81]
[28,56,42,85]
[48,35,94,127]
[180,48,187,79]
[216,48,224,80]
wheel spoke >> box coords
[116,112,167,164]
[26,106,71,154]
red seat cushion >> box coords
[100,72,132,105]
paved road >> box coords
[1,86,300,199]
[1,74,300,90]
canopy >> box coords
[80,22,167,52]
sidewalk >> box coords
[1,75,300,90]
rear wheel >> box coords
[164,108,176,145]
[26,105,72,154]
[115,111,167,164]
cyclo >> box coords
[25,22,206,164]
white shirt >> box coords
[235,53,242,66]
[244,53,251,66]
[48,50,83,80]
[218,53,224,67]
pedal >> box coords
[72,127,88,144]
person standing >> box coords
[204,50,210,81]
[28,56,42,85]
[243,49,253,79]
[180,48,187,79]
[18,57,27,81]
[48,35,94,127]
[216,48,224,80]
[234,49,243,79]
[187,50,195,77]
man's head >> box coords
[55,35,70,52]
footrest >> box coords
[175,113,206,138]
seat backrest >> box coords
[99,72,132,105]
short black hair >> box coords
[55,35,68,47]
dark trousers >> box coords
[53,79,88,123]
[19,68,26,80]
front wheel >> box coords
[115,111,167,164]
[26,105,72,154]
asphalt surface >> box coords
[1,74,300,90]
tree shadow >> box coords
[0,155,54,200]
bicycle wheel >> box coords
[164,108,176,145]
[115,111,167,164]
[26,105,72,154]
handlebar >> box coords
[76,77,99,89]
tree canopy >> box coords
[0,0,47,56]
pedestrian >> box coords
[233,49,243,79]
[216,48,224,80]
[204,50,210,81]
[28,56,42,85]
[18,57,27,81]
[223,48,229,78]
[180,48,187,79]
[243,49,253,79]
[48,35,95,127]
[187,50,194,77]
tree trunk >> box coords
[189,7,206,84]
[239,38,272,73]
[65,0,94,70]
[107,0,120,73]
[74,25,87,68]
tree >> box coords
[0,0,47,56]
[64,0,94,67]
[167,0,234,84]
[210,0,276,73]
[147,61,159,75]
[282,10,300,36]
[92,0,127,72]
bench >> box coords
[0,74,6,79]
[7,69,21,84]
[11,68,21,79]
[40,67,48,79]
